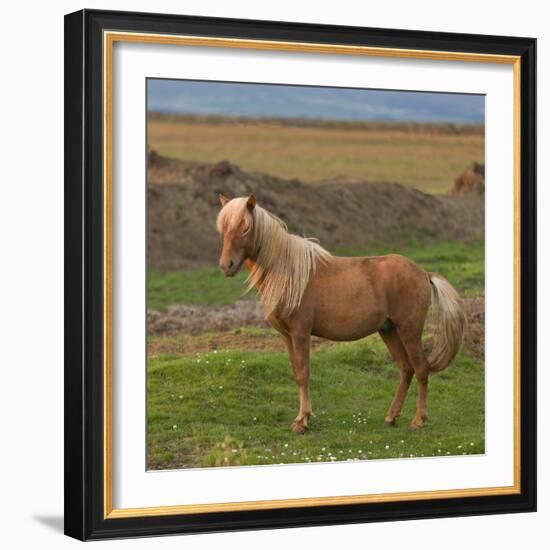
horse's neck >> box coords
[245,257,269,292]
[245,258,257,273]
[245,231,320,316]
[245,230,300,282]
[245,258,264,279]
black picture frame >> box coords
[64,8,537,541]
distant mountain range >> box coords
[147,79,485,124]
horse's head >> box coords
[216,194,256,277]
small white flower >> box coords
[172,425,177,429]
[385,445,390,449]
[179,395,183,399]
[284,443,289,448]
[219,385,223,389]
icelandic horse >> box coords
[217,195,466,433]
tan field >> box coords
[147,116,484,194]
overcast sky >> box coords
[147,79,484,124]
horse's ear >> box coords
[247,195,256,211]
[219,194,230,207]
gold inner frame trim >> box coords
[103,30,522,520]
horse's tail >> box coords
[427,273,467,373]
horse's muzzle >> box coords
[220,259,236,277]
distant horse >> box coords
[216,194,466,434]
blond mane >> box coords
[217,198,331,316]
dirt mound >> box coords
[451,162,485,195]
[147,300,267,335]
[148,154,484,270]
[462,295,485,360]
[147,296,484,359]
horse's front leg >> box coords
[287,333,312,434]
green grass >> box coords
[148,239,484,310]
[148,268,250,310]
[147,334,484,469]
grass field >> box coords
[147,118,484,194]
[147,239,485,470]
[148,335,484,469]
[148,240,484,311]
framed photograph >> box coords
[64,9,536,540]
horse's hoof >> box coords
[408,420,426,431]
[384,418,396,427]
[291,420,308,434]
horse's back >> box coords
[317,253,428,289]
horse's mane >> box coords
[216,197,331,316]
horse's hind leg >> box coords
[397,326,430,430]
[379,328,414,426]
